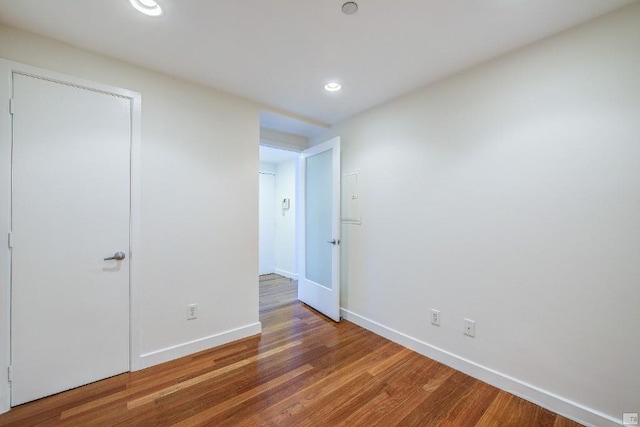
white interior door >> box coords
[10,73,131,405]
[298,137,341,322]
[259,172,276,275]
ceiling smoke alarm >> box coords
[342,2,358,15]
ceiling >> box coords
[0,0,636,134]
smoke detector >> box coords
[342,2,358,15]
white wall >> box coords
[312,4,640,426]
[259,161,277,174]
[0,24,261,411]
[275,159,297,279]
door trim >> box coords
[0,59,142,413]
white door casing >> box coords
[0,60,142,410]
[297,137,341,322]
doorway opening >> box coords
[259,145,299,312]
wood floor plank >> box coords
[234,341,400,426]
[333,386,393,426]
[0,276,585,426]
[368,386,432,427]
[436,380,500,426]
[259,274,297,312]
[367,347,413,376]
[476,390,560,427]
[304,373,390,427]
[172,364,314,427]
[157,344,333,426]
[397,370,478,426]
[554,416,586,427]
[126,340,302,409]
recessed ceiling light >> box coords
[342,2,358,15]
[324,82,342,92]
[130,0,163,17]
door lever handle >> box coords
[327,239,341,245]
[104,251,126,261]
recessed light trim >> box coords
[130,0,163,17]
[342,2,358,15]
[324,82,342,92]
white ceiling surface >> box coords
[0,0,636,131]
[260,145,299,164]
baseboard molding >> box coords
[340,309,621,427]
[275,268,298,280]
[138,322,262,369]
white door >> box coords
[259,172,276,275]
[10,73,131,405]
[298,137,341,322]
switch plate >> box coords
[431,309,440,326]
[464,318,475,337]
[187,304,198,320]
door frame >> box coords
[0,59,142,413]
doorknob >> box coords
[104,251,126,261]
[327,239,341,245]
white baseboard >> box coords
[340,308,621,427]
[275,268,298,280]
[138,322,262,369]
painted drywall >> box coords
[275,159,297,279]
[312,4,640,426]
[259,161,277,174]
[0,24,261,410]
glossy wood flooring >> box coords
[259,273,297,312]
[0,302,583,426]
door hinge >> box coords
[7,232,12,249]
[7,366,12,383]
[9,98,14,115]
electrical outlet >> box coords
[187,304,198,320]
[431,309,440,326]
[464,318,475,337]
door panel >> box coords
[298,137,340,321]
[11,74,131,405]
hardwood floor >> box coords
[0,302,583,426]
[259,274,297,312]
